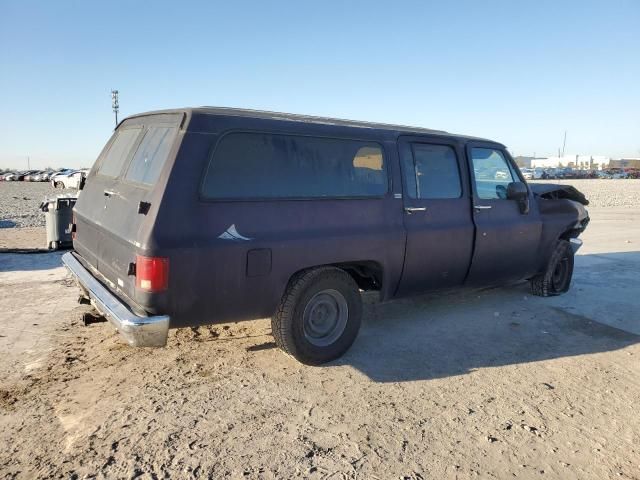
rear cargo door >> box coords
[73,126,143,269]
[75,114,182,298]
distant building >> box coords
[608,158,640,169]
[513,156,533,168]
[531,155,609,170]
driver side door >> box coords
[465,143,542,286]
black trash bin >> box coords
[41,195,77,250]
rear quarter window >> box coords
[202,132,388,199]
[97,128,141,178]
[125,126,178,186]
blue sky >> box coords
[1,0,638,169]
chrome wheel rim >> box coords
[302,289,348,347]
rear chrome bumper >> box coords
[61,252,169,347]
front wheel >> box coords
[530,240,575,296]
[271,267,362,365]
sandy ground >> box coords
[0,227,46,250]
[1,207,639,478]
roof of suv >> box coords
[125,107,501,145]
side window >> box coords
[403,143,462,199]
[470,148,516,200]
[202,133,387,199]
[97,128,141,178]
[125,126,178,186]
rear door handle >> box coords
[404,207,427,214]
[474,205,492,210]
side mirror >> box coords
[507,181,529,214]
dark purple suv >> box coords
[63,107,589,364]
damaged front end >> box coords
[530,183,590,253]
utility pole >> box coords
[561,130,567,158]
[27,156,30,170]
[111,90,119,127]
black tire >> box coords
[530,240,574,297]
[271,267,362,365]
[55,181,64,189]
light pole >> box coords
[111,89,119,126]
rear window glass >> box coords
[97,128,141,178]
[410,144,462,199]
[202,133,387,199]
[125,126,178,185]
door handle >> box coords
[104,190,116,197]
[404,207,427,214]
[474,205,492,210]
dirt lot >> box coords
[0,182,75,230]
[1,182,639,479]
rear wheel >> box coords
[271,267,362,365]
[55,181,64,189]
[530,240,574,296]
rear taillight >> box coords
[71,212,76,239]
[135,255,169,292]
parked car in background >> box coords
[16,170,37,181]
[598,169,628,179]
[51,169,86,189]
[626,169,640,179]
[533,168,545,179]
[63,107,590,365]
[32,170,50,182]
[25,170,44,181]
[520,168,534,180]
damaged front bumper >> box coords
[569,237,583,254]
[62,252,169,347]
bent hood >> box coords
[529,183,589,206]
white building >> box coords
[531,155,610,170]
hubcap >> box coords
[302,289,348,347]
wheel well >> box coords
[559,215,589,241]
[559,228,582,241]
[331,261,383,291]
[284,262,384,297]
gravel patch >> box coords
[530,179,640,208]
[0,182,76,228]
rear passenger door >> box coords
[396,137,475,296]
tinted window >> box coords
[405,144,461,199]
[97,128,141,178]
[471,148,516,199]
[202,133,387,199]
[125,126,178,185]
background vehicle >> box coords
[64,108,589,364]
[1,172,19,181]
[51,169,86,189]
[520,168,534,180]
[14,170,37,181]
[532,168,545,179]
